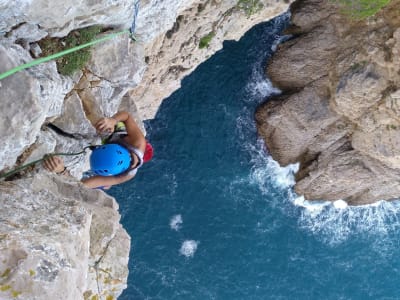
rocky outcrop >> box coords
[256,0,400,205]
[132,0,294,119]
[0,0,137,38]
[0,0,293,298]
[0,174,129,300]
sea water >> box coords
[109,13,400,300]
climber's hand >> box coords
[95,117,117,134]
[43,155,65,174]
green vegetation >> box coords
[1,268,10,278]
[350,60,367,71]
[199,32,215,49]
[237,0,264,17]
[39,26,102,75]
[335,0,391,19]
[0,285,11,291]
[11,290,21,298]
[387,124,398,130]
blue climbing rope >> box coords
[130,0,140,40]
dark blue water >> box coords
[110,14,400,300]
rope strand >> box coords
[0,0,141,81]
[0,146,92,180]
[0,30,131,81]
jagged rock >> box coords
[256,78,340,165]
[0,43,72,170]
[256,0,400,205]
[295,150,400,205]
[333,64,389,121]
[52,91,97,137]
[267,24,338,90]
[0,0,137,38]
[5,23,48,45]
[87,34,146,87]
[0,174,130,300]
[289,0,337,32]
[352,105,400,169]
[135,0,198,43]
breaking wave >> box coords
[248,135,400,247]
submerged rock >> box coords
[256,0,400,205]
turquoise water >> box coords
[110,14,400,300]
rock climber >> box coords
[43,111,152,189]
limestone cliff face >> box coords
[131,0,294,119]
[256,0,400,205]
[0,0,292,299]
[0,175,129,299]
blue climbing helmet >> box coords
[90,144,131,176]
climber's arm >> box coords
[80,172,135,189]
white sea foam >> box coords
[253,151,400,247]
[298,199,400,246]
[170,214,183,231]
[271,34,292,52]
[293,196,330,216]
[254,151,400,246]
[179,240,199,258]
[248,139,299,194]
[333,199,348,209]
[250,152,400,247]
[245,76,280,100]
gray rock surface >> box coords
[0,174,130,300]
[0,0,136,38]
[0,43,72,171]
[256,0,400,205]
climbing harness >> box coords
[0,146,93,180]
[0,1,140,81]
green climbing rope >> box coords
[0,29,132,81]
[0,146,93,180]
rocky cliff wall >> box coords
[0,0,292,299]
[256,0,400,205]
[0,174,129,300]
